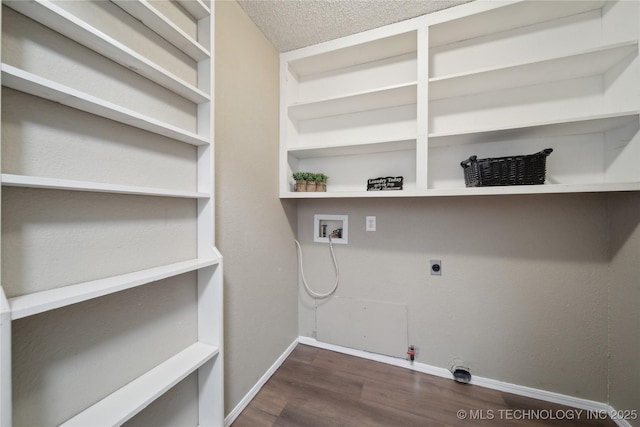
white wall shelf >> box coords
[288,31,417,77]
[1,64,209,146]
[280,182,640,199]
[60,342,219,427]
[1,174,209,199]
[280,0,640,199]
[1,0,222,425]
[429,40,638,100]
[4,0,209,104]
[9,258,220,320]
[427,111,640,147]
[288,138,416,159]
[423,182,640,197]
[111,0,210,61]
[427,0,606,48]
[288,82,417,120]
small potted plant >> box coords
[314,173,328,192]
[292,172,308,192]
[306,173,317,192]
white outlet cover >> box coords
[366,216,376,231]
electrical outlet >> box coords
[430,259,442,276]
[366,216,376,232]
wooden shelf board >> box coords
[288,138,416,159]
[9,258,220,320]
[1,174,208,199]
[288,82,417,120]
[429,40,639,100]
[2,64,209,146]
[281,182,640,199]
[174,0,210,20]
[60,342,219,427]
[112,0,210,61]
[4,0,209,103]
[428,111,640,147]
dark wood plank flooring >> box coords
[232,344,616,426]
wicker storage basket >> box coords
[460,148,553,187]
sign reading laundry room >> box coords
[367,176,403,191]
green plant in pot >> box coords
[306,173,317,192]
[293,172,309,192]
[314,173,328,192]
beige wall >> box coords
[608,192,640,423]
[297,194,617,402]
[214,0,299,416]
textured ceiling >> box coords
[237,0,473,52]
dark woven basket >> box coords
[460,148,553,187]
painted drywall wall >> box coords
[608,192,640,424]
[297,194,612,402]
[214,0,298,416]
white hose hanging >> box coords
[294,236,339,299]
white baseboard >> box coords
[224,338,299,427]
[297,335,452,378]
[225,336,634,427]
[298,336,632,427]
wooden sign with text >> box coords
[367,176,403,191]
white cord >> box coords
[294,236,339,299]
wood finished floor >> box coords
[232,344,616,427]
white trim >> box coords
[297,337,631,427]
[0,288,12,426]
[297,336,451,378]
[224,338,299,427]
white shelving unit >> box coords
[0,0,222,426]
[279,0,640,198]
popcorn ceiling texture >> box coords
[237,0,473,52]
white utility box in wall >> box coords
[314,214,348,244]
